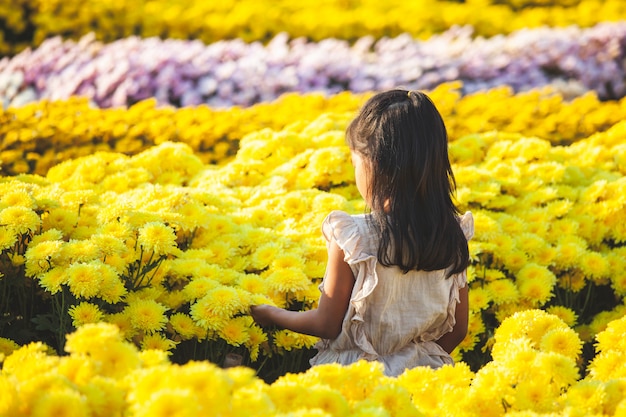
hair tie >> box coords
[407,90,412,99]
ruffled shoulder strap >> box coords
[321,210,365,264]
[459,211,474,241]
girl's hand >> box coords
[250,304,277,327]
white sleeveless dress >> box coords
[309,210,474,377]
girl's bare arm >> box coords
[250,239,355,339]
[435,284,469,354]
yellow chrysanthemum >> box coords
[237,274,269,295]
[169,313,198,340]
[189,301,229,331]
[587,350,626,381]
[62,239,100,263]
[495,213,526,235]
[98,273,128,304]
[230,380,276,415]
[29,229,63,247]
[205,240,236,266]
[547,218,579,243]
[398,366,440,412]
[485,279,519,305]
[90,234,128,258]
[0,337,19,358]
[368,384,422,417]
[158,289,186,310]
[531,244,556,266]
[80,374,127,416]
[0,189,36,208]
[133,388,201,417]
[37,267,67,294]
[500,250,529,273]
[245,324,268,362]
[0,226,17,251]
[167,257,207,282]
[273,330,299,352]
[208,264,242,285]
[304,385,351,417]
[273,330,318,351]
[31,388,89,417]
[602,379,626,416]
[271,252,307,271]
[56,355,94,386]
[140,333,177,352]
[98,221,133,241]
[266,268,311,294]
[515,234,548,260]
[267,381,309,412]
[515,263,556,304]
[174,200,210,232]
[139,349,171,367]
[2,342,57,384]
[465,366,512,416]
[488,233,515,255]
[126,286,165,304]
[126,299,169,333]
[539,328,583,359]
[554,236,587,269]
[595,314,626,354]
[494,309,567,350]
[350,404,391,417]
[545,305,578,327]
[137,222,178,255]
[42,208,78,235]
[249,242,282,270]
[68,302,104,328]
[25,240,64,277]
[106,311,137,340]
[491,337,538,373]
[66,262,104,299]
[468,286,491,312]
[578,250,610,281]
[64,322,123,354]
[195,285,246,318]
[182,276,220,301]
[563,380,607,416]
[0,206,41,235]
[511,374,558,413]
[535,351,580,388]
[219,316,250,347]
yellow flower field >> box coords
[1,0,626,414]
[2,310,626,416]
[3,0,626,54]
[2,83,625,176]
[1,86,625,385]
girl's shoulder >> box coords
[322,210,364,235]
[322,210,371,234]
[321,211,373,260]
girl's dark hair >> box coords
[346,89,469,277]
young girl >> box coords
[251,89,473,376]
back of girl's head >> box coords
[347,89,469,276]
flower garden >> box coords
[1,0,626,416]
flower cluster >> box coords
[2,22,625,109]
[2,0,625,55]
[0,91,624,375]
[2,83,625,176]
[2,311,626,416]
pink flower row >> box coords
[0,22,624,109]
